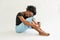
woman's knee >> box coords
[26,17,33,22]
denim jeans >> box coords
[16,17,34,33]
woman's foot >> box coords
[39,32,50,36]
[37,22,50,36]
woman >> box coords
[16,5,50,36]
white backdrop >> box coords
[0,0,60,40]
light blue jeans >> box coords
[16,17,34,33]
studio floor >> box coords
[0,28,59,40]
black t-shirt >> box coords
[16,12,28,26]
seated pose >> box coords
[16,5,50,36]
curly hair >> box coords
[26,5,36,16]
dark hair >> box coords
[26,5,36,16]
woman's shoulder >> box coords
[17,12,24,16]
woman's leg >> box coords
[31,22,49,36]
[37,22,46,32]
[16,23,29,33]
[16,17,34,33]
[26,17,49,36]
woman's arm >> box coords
[32,19,41,27]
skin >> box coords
[18,11,50,36]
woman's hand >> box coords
[31,22,39,28]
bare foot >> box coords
[39,32,50,36]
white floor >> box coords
[0,28,60,40]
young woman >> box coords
[16,5,50,36]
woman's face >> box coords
[25,11,33,17]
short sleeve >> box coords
[17,12,23,16]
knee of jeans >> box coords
[26,17,33,22]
